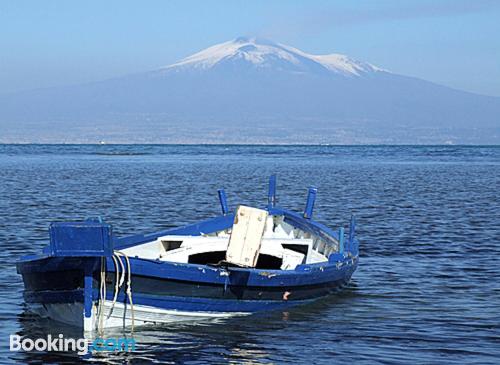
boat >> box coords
[17,176,359,332]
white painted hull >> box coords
[27,301,248,332]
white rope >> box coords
[116,253,126,287]
[96,251,135,334]
[106,254,123,320]
[97,257,106,336]
[115,251,135,334]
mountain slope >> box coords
[0,37,499,143]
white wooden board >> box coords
[226,205,268,267]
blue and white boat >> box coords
[17,176,359,332]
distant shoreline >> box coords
[0,143,499,147]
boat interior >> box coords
[121,211,339,271]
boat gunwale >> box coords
[113,207,345,250]
[17,206,359,288]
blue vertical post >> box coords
[349,215,356,246]
[83,261,93,331]
[338,227,345,254]
[268,175,277,209]
[303,187,317,219]
[218,189,229,215]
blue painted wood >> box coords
[17,256,100,274]
[18,248,357,290]
[49,221,113,257]
[281,209,340,247]
[349,215,356,245]
[83,263,93,318]
[110,207,352,258]
[339,227,345,254]
[24,289,84,304]
[217,189,229,215]
[268,175,277,208]
[16,184,360,318]
[20,261,355,302]
[18,209,359,285]
[114,214,235,249]
[23,288,314,313]
[303,187,317,219]
[347,215,360,256]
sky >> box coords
[1,0,499,96]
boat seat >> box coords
[225,205,269,268]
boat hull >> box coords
[17,255,358,329]
[26,301,249,329]
[17,201,360,331]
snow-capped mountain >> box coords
[161,37,382,76]
[0,37,499,143]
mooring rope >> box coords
[115,251,135,334]
[98,257,106,336]
[106,254,124,320]
[97,251,135,335]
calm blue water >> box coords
[1,145,499,364]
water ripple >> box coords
[0,145,499,364]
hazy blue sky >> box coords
[1,0,499,96]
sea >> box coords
[0,144,499,364]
